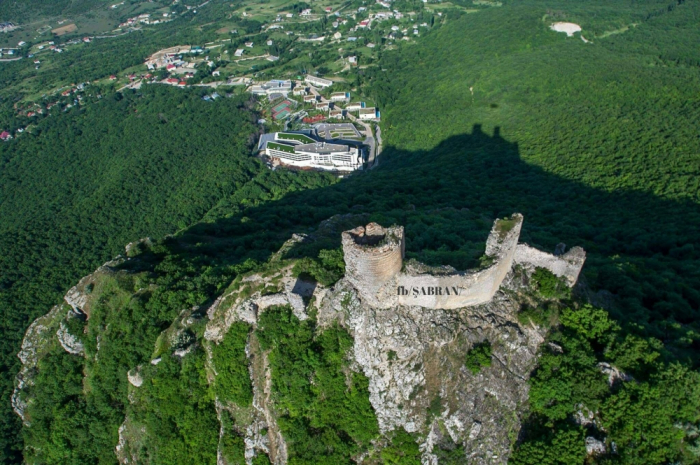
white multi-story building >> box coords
[305,75,333,88]
[359,107,378,120]
[250,80,292,96]
[346,102,366,111]
[262,132,363,171]
[331,92,350,102]
[329,109,344,119]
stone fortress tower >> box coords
[342,223,405,298]
[341,214,586,309]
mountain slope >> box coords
[0,86,333,462]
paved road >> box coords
[346,113,378,168]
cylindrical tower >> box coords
[342,223,405,293]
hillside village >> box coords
[0,0,464,172]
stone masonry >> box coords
[342,214,585,309]
[342,223,405,307]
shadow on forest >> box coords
[161,124,700,359]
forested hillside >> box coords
[365,0,700,341]
[0,86,334,462]
[3,0,700,462]
[0,0,109,22]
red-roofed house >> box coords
[178,81,186,86]
[0,131,12,141]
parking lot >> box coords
[314,122,362,140]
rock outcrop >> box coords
[201,213,585,464]
[13,256,125,424]
[56,320,85,356]
[317,271,544,464]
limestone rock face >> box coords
[12,306,62,423]
[317,270,546,464]
[127,369,143,387]
[57,320,85,356]
[13,258,122,424]
[204,266,316,343]
[586,436,606,455]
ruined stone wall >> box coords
[342,223,405,299]
[341,214,585,310]
[397,215,523,309]
[513,244,586,286]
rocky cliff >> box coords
[201,214,583,464]
[15,214,586,465]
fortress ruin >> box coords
[341,214,586,309]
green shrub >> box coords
[212,322,253,406]
[220,432,246,465]
[532,268,570,300]
[465,341,492,374]
[380,428,421,465]
[292,247,345,286]
[256,306,378,463]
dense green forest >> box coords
[0,0,109,22]
[0,86,334,462]
[3,0,700,462]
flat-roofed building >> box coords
[293,86,308,96]
[250,85,267,95]
[250,80,293,96]
[305,75,333,88]
[331,92,350,102]
[329,109,344,119]
[316,101,330,111]
[359,107,378,120]
[346,101,365,111]
[303,94,318,103]
[262,132,362,171]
